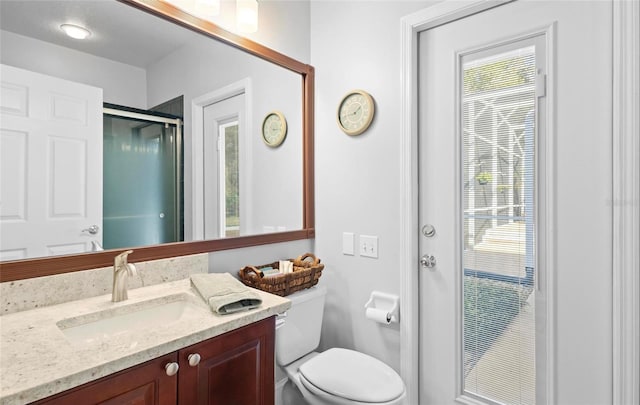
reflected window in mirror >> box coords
[220,121,240,238]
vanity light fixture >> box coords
[162,0,256,32]
[236,0,258,33]
[60,24,91,40]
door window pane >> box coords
[219,121,240,237]
[461,43,537,405]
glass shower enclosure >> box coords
[102,105,182,250]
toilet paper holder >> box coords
[364,291,399,324]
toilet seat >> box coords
[298,373,406,405]
[298,348,405,404]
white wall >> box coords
[146,30,304,239]
[208,239,314,273]
[310,1,433,371]
[246,0,311,63]
[0,30,147,108]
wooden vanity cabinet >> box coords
[31,352,178,405]
[32,317,275,405]
[178,316,275,405]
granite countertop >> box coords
[0,278,291,405]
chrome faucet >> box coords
[112,250,137,302]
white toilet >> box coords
[275,285,406,405]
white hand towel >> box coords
[190,273,262,315]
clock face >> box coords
[262,111,287,147]
[337,90,374,136]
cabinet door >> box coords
[31,353,178,405]
[178,317,275,405]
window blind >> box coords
[461,44,537,405]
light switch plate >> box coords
[342,232,355,255]
[360,235,378,258]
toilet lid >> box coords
[298,348,404,403]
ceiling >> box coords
[0,1,197,68]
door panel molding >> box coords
[0,64,102,260]
[612,1,640,403]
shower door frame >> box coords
[103,106,183,244]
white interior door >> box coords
[418,2,612,404]
[0,64,103,260]
[203,93,245,239]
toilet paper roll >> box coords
[366,307,391,324]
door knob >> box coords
[82,225,100,235]
[165,362,179,376]
[188,353,201,367]
[420,254,436,268]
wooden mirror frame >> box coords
[0,0,315,283]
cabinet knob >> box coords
[188,353,201,367]
[165,362,179,376]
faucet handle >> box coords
[127,263,137,277]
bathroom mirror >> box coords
[0,0,315,282]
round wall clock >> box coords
[262,111,287,147]
[337,89,375,136]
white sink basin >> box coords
[57,294,206,344]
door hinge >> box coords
[536,72,547,98]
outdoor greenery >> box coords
[224,125,240,232]
[463,56,533,95]
[475,171,493,185]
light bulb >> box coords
[60,24,91,40]
[236,0,258,33]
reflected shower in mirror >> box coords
[0,0,306,262]
[103,105,183,250]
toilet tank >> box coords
[276,285,327,366]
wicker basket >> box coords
[238,253,324,296]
